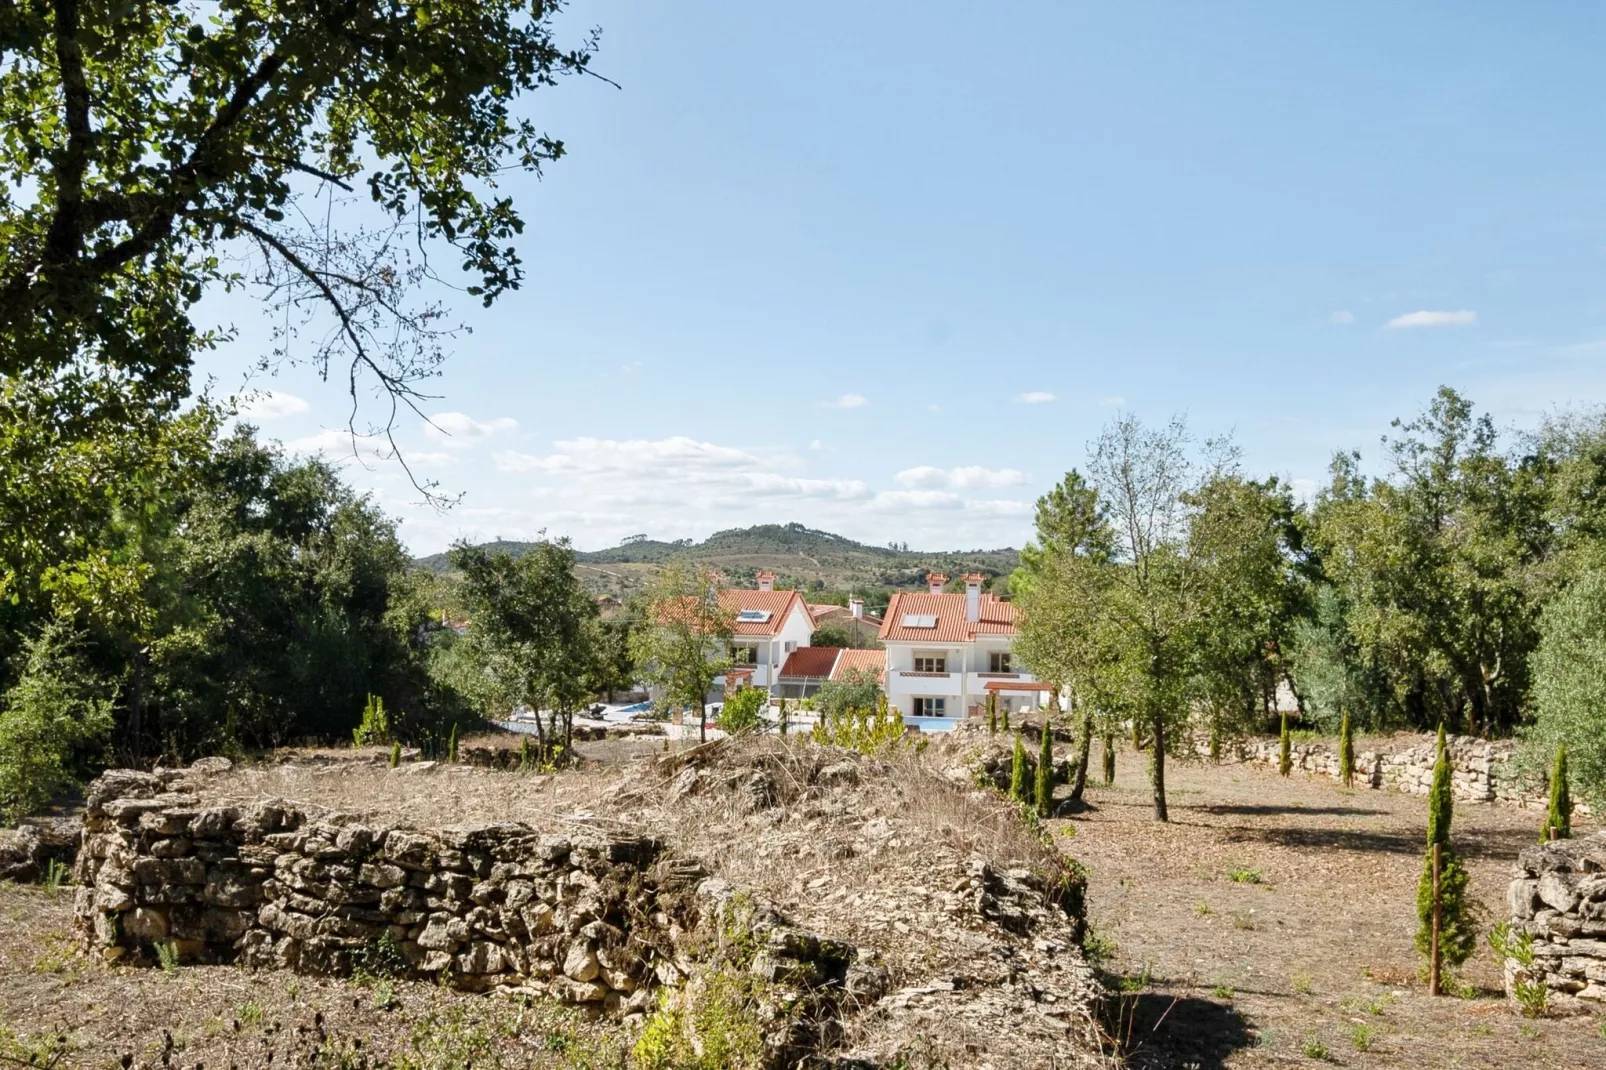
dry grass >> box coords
[1061,748,1606,1069]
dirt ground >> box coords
[1058,750,1605,1069]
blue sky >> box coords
[200,1,1606,555]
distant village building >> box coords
[713,571,815,694]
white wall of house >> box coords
[882,636,1037,719]
[717,601,815,692]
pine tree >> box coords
[1339,710,1355,788]
[1103,734,1116,785]
[1541,744,1572,842]
[1035,718,1055,814]
[987,691,998,735]
[1278,712,1292,777]
[1009,732,1029,802]
[1417,725,1476,977]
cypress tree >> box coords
[1009,732,1028,802]
[1416,725,1476,975]
[1541,744,1572,842]
[778,696,789,737]
[1339,711,1355,788]
[1103,734,1116,785]
[1001,701,1010,733]
[1035,718,1055,814]
[987,691,997,735]
[389,741,401,768]
[448,723,459,764]
[519,736,532,771]
[1278,712,1292,777]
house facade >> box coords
[714,572,816,694]
[776,646,887,699]
[878,572,1047,722]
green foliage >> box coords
[1226,865,1263,885]
[0,620,114,823]
[1416,730,1477,972]
[1542,745,1572,842]
[156,941,180,974]
[1001,703,1010,732]
[808,621,880,650]
[812,667,882,719]
[631,968,767,1070]
[1009,732,1030,803]
[1339,711,1355,788]
[809,702,906,755]
[519,737,533,771]
[1279,712,1292,777]
[631,560,735,745]
[1527,569,1606,812]
[1492,922,1547,1017]
[1035,720,1055,814]
[353,693,390,747]
[987,691,997,735]
[448,724,459,764]
[716,687,767,734]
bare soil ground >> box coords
[1057,750,1605,1069]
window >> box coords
[989,652,1012,673]
[736,610,773,624]
[900,613,937,628]
[730,646,756,665]
[913,656,947,673]
[784,641,798,654]
[913,697,947,718]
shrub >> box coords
[352,693,390,747]
[1417,726,1477,976]
[1540,744,1572,842]
[0,621,115,824]
[1034,718,1055,814]
[1339,710,1354,788]
[1527,569,1606,812]
[809,699,906,755]
[447,723,459,763]
[987,691,998,735]
[389,741,402,768]
[812,668,881,719]
[716,687,767,734]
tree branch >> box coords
[42,0,92,270]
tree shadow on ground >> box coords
[1214,822,1538,862]
[1114,991,1255,1070]
[1193,803,1389,817]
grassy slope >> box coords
[414,523,1021,598]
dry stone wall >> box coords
[72,765,722,1015]
[1209,733,1567,810]
[1504,832,1606,1006]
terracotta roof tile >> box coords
[877,592,1018,643]
[778,647,841,679]
[720,589,810,636]
[831,648,886,683]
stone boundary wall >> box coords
[1505,832,1606,1006]
[1206,733,1577,811]
[71,766,736,1016]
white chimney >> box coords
[927,572,948,596]
[849,598,864,619]
[964,573,982,623]
[756,571,776,592]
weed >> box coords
[29,931,78,975]
[1227,865,1263,884]
[234,1002,264,1028]
[43,858,70,899]
[1117,962,1155,993]
[1301,1032,1329,1060]
[1471,1022,1493,1036]
[1518,1023,1540,1041]
[1081,924,1117,967]
[285,977,301,1000]
[1356,992,1394,1016]
[1212,985,1234,1000]
[1291,973,1313,995]
[1350,1022,1375,1052]
[1195,899,1213,917]
[155,941,180,974]
[1233,913,1256,931]
[373,978,398,1011]
[1490,922,1547,1017]
[1598,1019,1606,1040]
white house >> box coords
[715,572,816,695]
[878,572,1047,721]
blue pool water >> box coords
[904,716,960,733]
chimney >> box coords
[849,598,864,619]
[963,573,983,623]
[927,572,948,596]
[756,571,776,592]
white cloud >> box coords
[238,391,310,420]
[895,465,1028,490]
[825,393,869,409]
[283,428,394,464]
[1328,310,1355,325]
[1097,395,1126,408]
[423,412,519,447]
[808,439,825,451]
[1015,391,1055,404]
[1384,309,1478,330]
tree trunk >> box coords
[1103,734,1116,785]
[698,698,706,745]
[1069,702,1093,802]
[1151,706,1169,822]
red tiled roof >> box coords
[832,648,886,683]
[877,592,1018,643]
[778,647,841,679]
[720,589,811,636]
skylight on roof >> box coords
[901,613,938,628]
[736,610,773,623]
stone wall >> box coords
[71,765,775,1018]
[1209,733,1566,810]
[1504,832,1606,1007]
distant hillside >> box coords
[413,523,1020,599]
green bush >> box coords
[809,696,906,754]
[0,622,114,824]
[812,668,881,719]
[1541,744,1572,842]
[353,693,391,747]
[716,687,767,734]
[1528,569,1606,812]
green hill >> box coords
[413,522,1020,601]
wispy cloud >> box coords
[1328,310,1355,326]
[895,465,1028,490]
[825,393,869,409]
[1384,309,1477,330]
[1015,391,1055,405]
[423,412,519,447]
[237,391,310,420]
[1097,395,1126,408]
